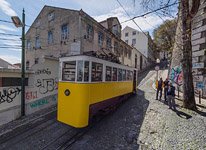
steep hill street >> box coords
[0,69,205,149]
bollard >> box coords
[199,90,201,104]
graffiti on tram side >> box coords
[35,78,58,94]
[35,68,51,75]
[170,66,183,86]
[29,95,57,108]
[0,87,21,104]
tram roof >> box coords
[59,55,136,70]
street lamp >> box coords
[11,9,25,116]
[155,59,160,81]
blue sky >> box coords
[0,0,178,64]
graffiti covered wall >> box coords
[169,66,183,86]
[26,58,58,114]
[0,58,59,125]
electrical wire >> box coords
[0,32,21,37]
[0,38,21,41]
[116,0,155,53]
[121,1,179,24]
[0,46,21,49]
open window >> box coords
[91,62,103,82]
[118,68,122,81]
[106,66,112,81]
[84,61,90,82]
[77,61,83,82]
[126,70,130,80]
[112,67,117,81]
[122,69,126,81]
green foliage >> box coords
[153,19,177,52]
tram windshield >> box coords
[62,61,76,81]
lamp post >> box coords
[155,58,160,80]
[11,9,25,116]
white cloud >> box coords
[0,29,5,33]
[0,24,17,32]
[93,7,173,32]
[0,55,20,64]
[0,0,17,16]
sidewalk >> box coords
[152,69,206,108]
[138,70,206,150]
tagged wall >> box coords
[26,58,58,114]
[0,58,59,125]
[169,66,183,86]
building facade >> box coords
[26,6,133,68]
[0,58,18,69]
[122,26,148,57]
[121,26,155,70]
[192,0,206,98]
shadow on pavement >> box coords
[195,109,206,117]
[175,110,192,119]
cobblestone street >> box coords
[70,70,206,150]
[0,70,205,150]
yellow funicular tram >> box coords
[57,55,137,128]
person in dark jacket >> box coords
[167,82,176,110]
[163,78,169,102]
[156,78,163,100]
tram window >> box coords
[62,61,76,81]
[112,68,117,81]
[91,62,103,82]
[122,69,126,81]
[77,61,83,82]
[126,70,130,80]
[84,61,89,82]
[106,66,112,81]
[130,71,133,80]
[118,68,122,81]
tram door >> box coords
[133,70,137,93]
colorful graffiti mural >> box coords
[170,66,183,86]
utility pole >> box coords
[21,9,25,116]
[11,9,26,116]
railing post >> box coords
[199,90,201,104]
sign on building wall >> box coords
[196,82,205,89]
[192,62,204,69]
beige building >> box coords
[25,6,133,68]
